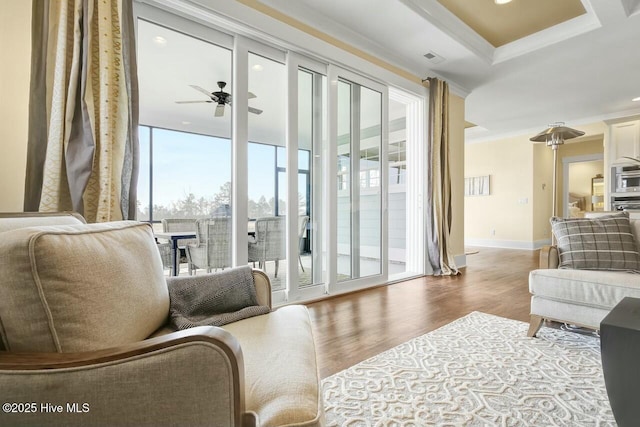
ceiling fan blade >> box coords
[189,85,214,97]
[248,106,263,115]
[215,104,225,117]
[248,92,257,99]
[175,100,212,104]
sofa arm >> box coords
[539,245,559,269]
[0,326,251,427]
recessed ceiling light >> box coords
[153,36,167,45]
[494,0,513,4]
[252,64,264,71]
[181,121,191,125]
[633,96,640,102]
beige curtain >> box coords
[24,0,139,222]
[425,77,459,275]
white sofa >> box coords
[528,211,640,337]
[0,212,324,427]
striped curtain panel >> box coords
[425,77,459,276]
[24,0,139,222]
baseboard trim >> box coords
[465,238,551,250]
[454,254,467,269]
[532,239,552,249]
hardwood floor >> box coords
[306,247,539,379]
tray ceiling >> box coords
[437,0,586,47]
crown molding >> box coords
[466,106,640,145]
[257,0,431,80]
[492,6,602,64]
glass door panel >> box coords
[336,77,383,283]
[359,87,382,277]
[247,52,286,288]
[388,96,408,276]
[337,80,353,281]
[137,18,232,275]
[298,67,326,289]
[297,171,310,286]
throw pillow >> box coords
[550,212,640,272]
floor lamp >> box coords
[530,122,584,243]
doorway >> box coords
[562,154,605,218]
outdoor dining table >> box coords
[154,231,196,276]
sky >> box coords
[138,126,309,211]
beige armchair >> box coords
[0,212,324,427]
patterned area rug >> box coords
[322,312,615,426]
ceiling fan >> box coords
[175,81,263,117]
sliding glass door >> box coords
[136,13,233,274]
[136,4,425,302]
[246,51,286,289]
[330,67,388,292]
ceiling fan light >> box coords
[494,0,512,4]
[633,96,640,102]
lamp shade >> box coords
[530,123,585,143]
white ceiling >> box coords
[138,18,388,144]
[257,0,640,142]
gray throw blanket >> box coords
[168,265,270,330]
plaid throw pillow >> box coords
[550,212,640,272]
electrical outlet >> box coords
[491,229,496,236]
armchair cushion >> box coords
[550,212,640,272]
[222,305,324,427]
[530,268,640,309]
[0,221,169,352]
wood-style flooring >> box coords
[306,247,538,379]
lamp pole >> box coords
[551,142,559,218]
[530,122,585,245]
